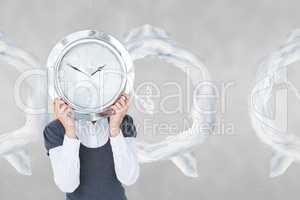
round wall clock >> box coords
[47,30,134,121]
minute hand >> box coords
[91,65,106,76]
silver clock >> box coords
[47,30,134,121]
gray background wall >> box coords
[0,0,300,199]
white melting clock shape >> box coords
[0,33,49,175]
[124,25,217,177]
[250,29,300,177]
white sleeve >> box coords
[49,135,81,193]
[110,131,140,186]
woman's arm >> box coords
[45,98,80,193]
[108,93,140,185]
[110,132,140,186]
[49,135,80,193]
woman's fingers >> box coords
[54,93,131,118]
[118,97,126,107]
[54,99,65,111]
[116,101,123,110]
[122,93,132,106]
[54,98,64,106]
[53,98,60,112]
[66,107,72,114]
[122,93,129,100]
[110,105,118,114]
[66,107,74,119]
[59,104,68,114]
[100,108,115,116]
[118,93,130,106]
[53,98,74,117]
[110,97,129,115]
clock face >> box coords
[57,41,126,111]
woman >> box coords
[43,93,139,200]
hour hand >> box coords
[91,65,106,76]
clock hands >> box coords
[90,65,106,76]
[67,63,90,77]
[67,63,106,77]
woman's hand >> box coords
[53,98,76,138]
[109,93,130,137]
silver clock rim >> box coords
[55,39,127,114]
[47,30,134,116]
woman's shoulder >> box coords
[43,120,65,154]
[43,119,65,138]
